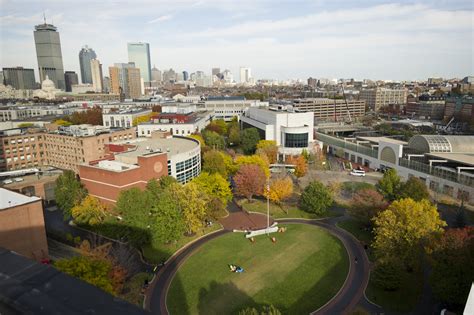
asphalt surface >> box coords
[146,215,379,315]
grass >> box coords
[119,272,151,306]
[365,268,424,312]
[341,181,375,194]
[142,224,221,264]
[167,224,349,315]
[239,198,340,219]
[337,219,372,245]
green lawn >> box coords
[142,224,222,264]
[167,224,349,315]
[239,199,340,219]
[366,268,424,312]
[336,219,372,244]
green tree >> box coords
[188,134,206,147]
[372,198,446,268]
[203,150,228,177]
[400,177,429,201]
[55,170,87,219]
[371,261,403,291]
[300,181,333,215]
[55,256,115,294]
[430,227,474,306]
[170,183,208,234]
[71,195,106,225]
[146,176,178,198]
[192,172,232,206]
[241,128,260,154]
[238,307,259,315]
[376,169,402,201]
[202,130,225,149]
[228,125,241,146]
[152,190,185,243]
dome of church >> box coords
[41,76,56,91]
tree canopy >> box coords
[349,189,388,226]
[192,172,232,206]
[202,150,229,177]
[202,130,225,150]
[256,140,278,164]
[234,164,267,201]
[170,183,208,234]
[265,176,293,205]
[71,195,106,225]
[376,169,402,201]
[54,170,87,219]
[399,177,430,201]
[240,128,261,154]
[286,155,308,178]
[235,154,270,177]
[300,181,333,215]
[152,190,185,243]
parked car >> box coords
[350,169,366,177]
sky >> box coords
[0,0,473,82]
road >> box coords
[145,215,380,315]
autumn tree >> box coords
[430,227,474,306]
[152,190,185,243]
[188,133,206,147]
[71,195,106,225]
[241,128,260,154]
[265,177,293,205]
[228,125,241,146]
[234,164,266,201]
[170,183,208,234]
[256,140,278,164]
[399,177,429,201]
[205,119,228,135]
[192,172,232,206]
[235,154,270,177]
[67,107,103,125]
[349,189,388,226]
[287,155,308,178]
[202,130,225,149]
[203,150,228,177]
[376,169,402,201]
[300,181,333,215]
[55,170,87,219]
[54,119,72,126]
[372,198,446,268]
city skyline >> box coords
[1,0,473,81]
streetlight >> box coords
[266,180,270,235]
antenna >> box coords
[43,12,46,24]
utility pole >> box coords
[266,181,270,234]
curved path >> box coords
[146,216,374,315]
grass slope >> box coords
[167,224,349,315]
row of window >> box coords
[176,155,200,173]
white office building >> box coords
[240,67,252,84]
[102,108,152,128]
[240,106,315,156]
[198,96,268,121]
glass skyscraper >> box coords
[34,22,65,90]
[79,46,97,84]
[127,42,151,82]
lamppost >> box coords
[266,180,270,235]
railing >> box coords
[399,158,474,187]
[315,132,378,158]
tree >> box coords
[207,198,228,220]
[234,164,266,201]
[376,169,402,201]
[400,177,429,201]
[372,198,446,268]
[132,113,153,126]
[202,130,225,149]
[235,154,270,177]
[55,256,115,294]
[228,125,241,146]
[286,155,307,178]
[430,227,474,306]
[146,176,178,198]
[152,190,185,243]
[241,128,260,154]
[349,189,388,226]
[170,183,208,234]
[371,261,403,291]
[205,119,228,135]
[188,134,206,147]
[55,170,87,219]
[71,195,106,225]
[67,107,103,125]
[54,119,72,126]
[256,140,278,164]
[203,150,228,177]
[239,308,259,315]
[265,177,293,205]
[300,181,333,215]
[192,172,232,206]
[261,305,282,315]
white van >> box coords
[350,169,366,177]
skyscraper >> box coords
[90,59,103,92]
[2,67,36,90]
[151,66,162,82]
[79,46,97,84]
[182,71,189,81]
[212,68,221,77]
[240,67,252,84]
[127,42,151,82]
[64,71,79,92]
[109,63,141,99]
[34,22,65,90]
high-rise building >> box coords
[33,22,65,90]
[359,87,407,111]
[182,71,189,81]
[103,76,110,93]
[127,42,151,82]
[162,69,176,83]
[79,45,97,84]
[0,71,4,85]
[222,69,233,83]
[212,68,221,77]
[64,71,79,92]
[90,59,103,92]
[240,67,252,84]
[109,63,141,99]
[151,66,162,82]
[2,67,36,90]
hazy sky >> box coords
[1,0,473,82]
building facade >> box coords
[359,87,407,111]
[127,42,151,83]
[64,71,79,92]
[406,95,445,120]
[138,111,211,137]
[0,188,48,260]
[290,98,366,122]
[102,108,152,128]
[2,67,36,90]
[239,67,252,84]
[109,63,141,99]
[78,46,97,84]
[90,59,103,92]
[34,23,65,90]
[198,96,269,121]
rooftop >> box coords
[0,188,40,210]
[104,108,151,115]
[425,152,474,167]
[357,136,408,145]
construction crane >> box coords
[341,86,352,124]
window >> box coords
[284,133,308,148]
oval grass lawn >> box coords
[167,224,349,315]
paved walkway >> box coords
[219,201,274,231]
[145,209,380,314]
